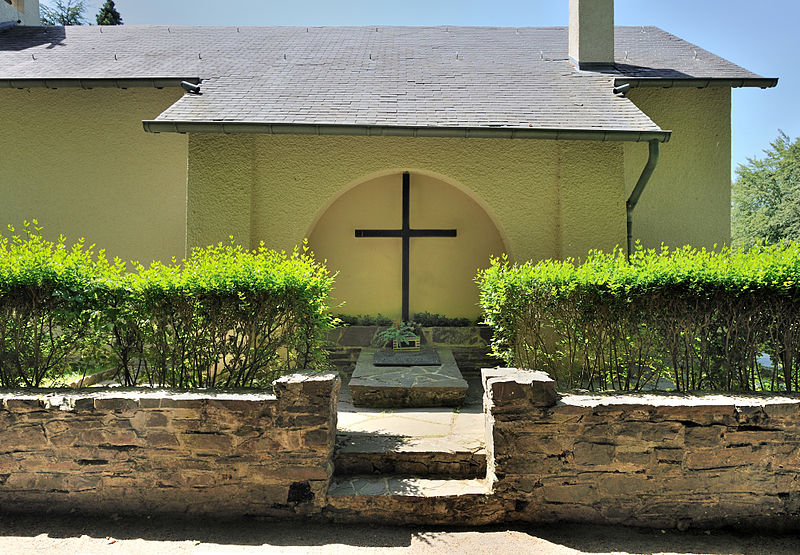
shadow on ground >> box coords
[2,514,800,553]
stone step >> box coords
[334,432,486,478]
[324,475,508,525]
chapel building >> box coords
[0,0,776,319]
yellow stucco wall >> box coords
[0,88,187,263]
[624,87,731,249]
[308,172,507,318]
[188,134,627,317]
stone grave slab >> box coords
[349,348,467,408]
[373,347,441,367]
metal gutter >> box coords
[614,77,778,89]
[141,120,672,143]
[626,139,660,259]
[0,77,199,89]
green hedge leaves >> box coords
[0,224,334,388]
[477,244,800,392]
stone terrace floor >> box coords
[332,368,487,498]
[337,366,484,444]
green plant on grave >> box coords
[375,322,418,348]
[0,221,122,388]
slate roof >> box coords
[0,25,776,137]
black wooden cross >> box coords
[355,172,457,322]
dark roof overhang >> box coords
[141,121,671,143]
[613,77,778,89]
[0,77,199,89]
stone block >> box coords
[614,421,683,444]
[94,397,139,411]
[654,446,684,464]
[572,441,616,466]
[764,402,800,419]
[482,368,557,407]
[684,445,765,470]
[3,398,44,411]
[145,412,168,428]
[541,483,597,504]
[72,397,96,411]
[655,404,738,427]
[180,432,233,452]
[158,398,205,410]
[2,425,47,446]
[146,431,180,447]
[206,398,260,412]
[683,426,724,447]
[137,397,163,409]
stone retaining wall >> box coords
[484,368,800,529]
[0,372,340,518]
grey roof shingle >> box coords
[0,25,774,134]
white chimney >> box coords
[569,0,615,70]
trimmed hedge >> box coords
[477,244,800,392]
[0,223,334,388]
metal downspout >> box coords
[626,139,660,259]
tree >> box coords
[96,0,123,25]
[40,0,87,25]
[732,131,800,249]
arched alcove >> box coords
[308,171,506,320]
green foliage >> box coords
[336,312,476,327]
[95,0,122,25]
[732,131,800,250]
[477,244,800,392]
[411,312,476,327]
[115,240,334,388]
[375,322,418,347]
[335,313,393,327]
[0,221,121,387]
[0,226,334,389]
[40,0,87,25]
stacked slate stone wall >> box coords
[0,372,340,518]
[484,368,800,530]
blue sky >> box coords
[85,0,797,177]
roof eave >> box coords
[0,77,199,89]
[613,77,778,89]
[142,121,671,143]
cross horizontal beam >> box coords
[355,229,457,238]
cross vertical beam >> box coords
[355,172,457,322]
[401,172,410,324]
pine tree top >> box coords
[96,0,123,26]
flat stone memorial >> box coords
[350,348,467,408]
[373,347,441,367]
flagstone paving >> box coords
[334,365,488,501]
[328,476,491,498]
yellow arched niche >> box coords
[309,172,506,320]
